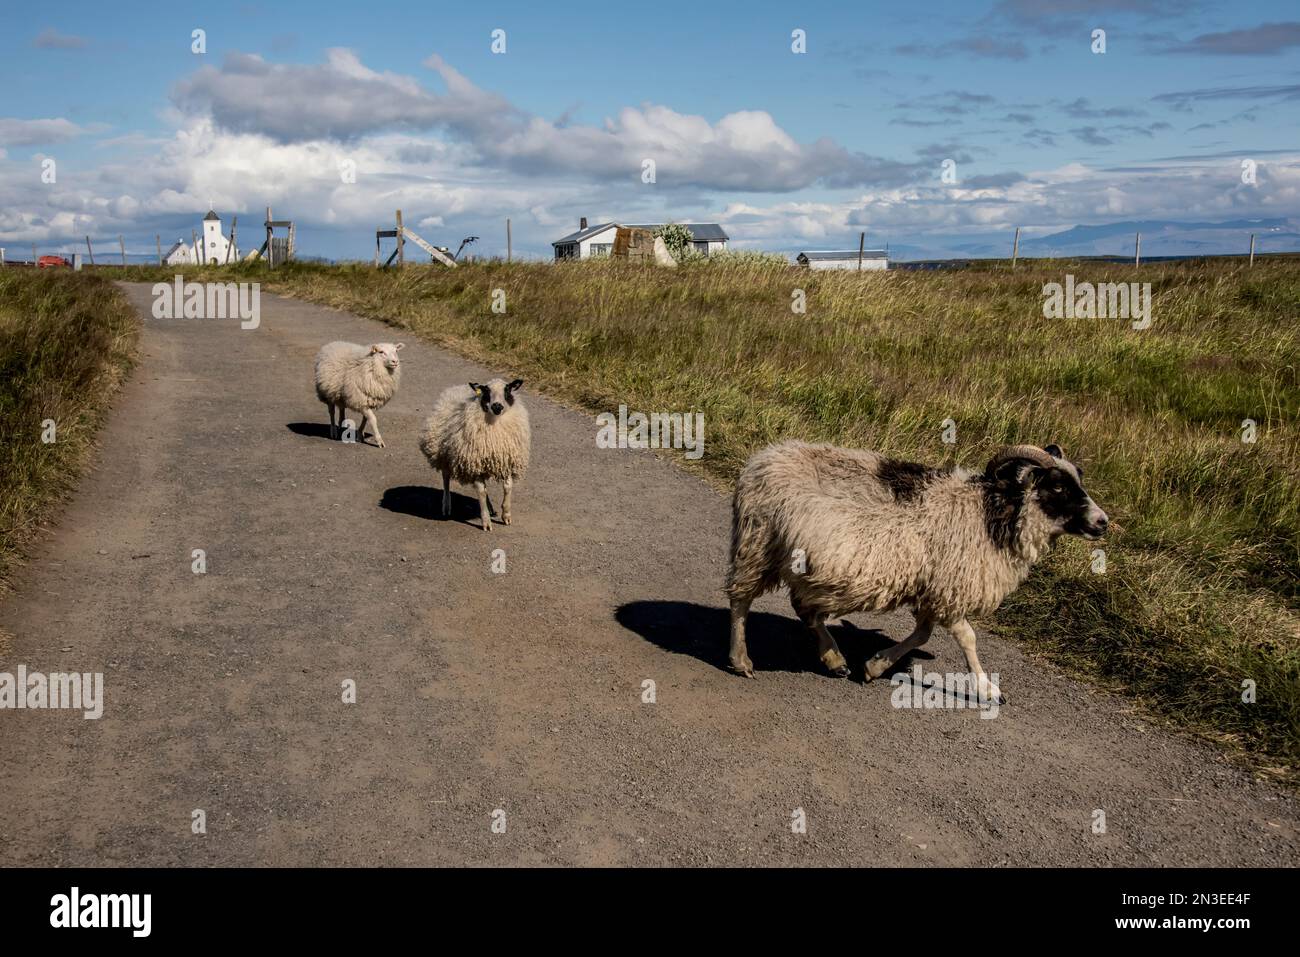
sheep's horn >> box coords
[986,444,1056,477]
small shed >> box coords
[796,249,889,271]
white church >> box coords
[163,209,239,265]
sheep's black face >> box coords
[469,379,524,421]
[1033,446,1109,540]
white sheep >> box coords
[313,341,404,447]
[419,378,530,531]
[725,442,1109,703]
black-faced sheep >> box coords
[313,341,404,447]
[419,379,530,531]
[725,442,1108,703]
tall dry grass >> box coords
[0,270,141,592]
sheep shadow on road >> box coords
[616,600,932,680]
[380,484,497,527]
[286,421,334,440]
[287,422,387,448]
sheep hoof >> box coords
[820,650,850,678]
[502,513,512,526]
[865,654,892,680]
[978,677,1006,707]
[729,658,755,679]
[375,436,385,448]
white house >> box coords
[552,220,619,259]
[164,209,239,265]
[552,219,729,259]
[796,249,889,271]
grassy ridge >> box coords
[125,258,1300,777]
[0,270,141,592]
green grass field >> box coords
[113,257,1300,777]
[0,270,141,596]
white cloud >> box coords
[170,50,921,192]
[0,117,86,146]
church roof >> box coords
[203,209,220,221]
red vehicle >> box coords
[37,255,71,268]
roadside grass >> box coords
[0,270,141,594]
[122,258,1300,778]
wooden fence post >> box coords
[396,210,404,267]
[507,218,512,262]
[1135,232,1141,267]
[156,235,162,266]
[119,235,126,267]
[1249,233,1256,267]
[1012,227,1020,269]
[857,231,865,271]
[266,207,273,268]
[86,236,95,266]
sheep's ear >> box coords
[990,458,1037,485]
[395,342,405,351]
[1044,443,1063,459]
[369,344,381,354]
[507,379,524,393]
[469,382,481,394]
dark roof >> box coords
[624,223,729,242]
[551,222,618,246]
[797,249,888,261]
[203,209,220,221]
[553,222,730,246]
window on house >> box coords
[694,241,709,255]
[590,244,612,257]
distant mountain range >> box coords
[872,217,1299,262]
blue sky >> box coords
[2,0,1298,260]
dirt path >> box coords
[0,282,1295,866]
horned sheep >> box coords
[419,379,530,531]
[313,341,404,448]
[725,441,1109,703]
